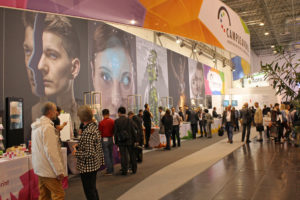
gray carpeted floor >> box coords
[65,133,231,200]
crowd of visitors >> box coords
[30,101,300,200]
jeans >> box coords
[165,129,172,149]
[145,125,151,147]
[234,119,239,131]
[172,125,180,146]
[119,145,137,174]
[242,124,251,142]
[199,120,206,136]
[191,123,198,139]
[102,137,114,173]
[266,126,270,138]
[225,122,233,142]
[38,176,64,200]
[80,171,99,200]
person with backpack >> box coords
[128,111,144,163]
[114,107,138,175]
[240,103,253,143]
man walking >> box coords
[240,103,253,143]
[198,108,206,137]
[31,102,65,200]
[114,107,137,175]
[143,104,153,149]
[222,105,235,143]
[171,107,181,147]
[190,108,199,139]
[254,102,264,142]
[128,111,144,162]
[99,109,115,175]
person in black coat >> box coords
[161,109,173,150]
[114,107,137,175]
[143,104,153,149]
[190,108,199,139]
[128,111,144,163]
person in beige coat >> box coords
[254,102,264,142]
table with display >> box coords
[0,148,67,200]
[178,118,223,139]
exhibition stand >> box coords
[0,148,67,200]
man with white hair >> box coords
[31,102,65,200]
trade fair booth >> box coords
[0,0,260,199]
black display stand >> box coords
[5,97,24,148]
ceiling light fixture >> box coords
[273,50,277,54]
[271,45,275,48]
[264,32,269,36]
[130,19,136,25]
[176,37,182,44]
[259,22,264,26]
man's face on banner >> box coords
[191,67,204,97]
[23,26,36,95]
[37,31,74,97]
[92,39,134,118]
[23,28,75,97]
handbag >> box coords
[218,127,224,136]
[256,125,264,132]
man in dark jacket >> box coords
[161,109,173,150]
[190,108,199,139]
[240,103,253,143]
[222,105,236,143]
[128,111,144,162]
[143,104,153,149]
[114,107,137,175]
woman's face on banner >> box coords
[191,67,204,97]
[93,41,134,117]
[37,31,74,97]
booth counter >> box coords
[0,148,67,200]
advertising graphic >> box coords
[167,50,190,108]
[136,37,168,125]
[204,65,225,95]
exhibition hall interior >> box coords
[0,0,299,200]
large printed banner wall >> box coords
[0,8,225,154]
[0,0,250,65]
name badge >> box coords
[103,137,108,142]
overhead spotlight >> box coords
[273,50,277,54]
[259,22,264,26]
[193,48,198,53]
[264,32,269,36]
[271,45,275,48]
[176,37,182,44]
